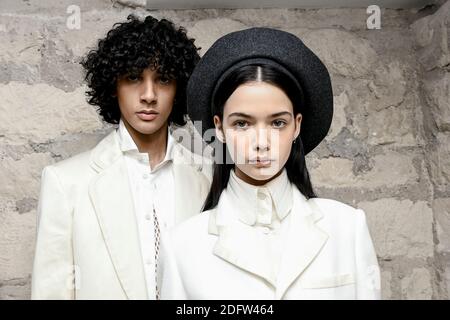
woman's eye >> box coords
[234,120,248,129]
[273,120,287,128]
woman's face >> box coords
[214,81,302,185]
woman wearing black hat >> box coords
[160,28,380,300]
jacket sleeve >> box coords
[159,232,188,300]
[31,166,75,300]
[354,208,381,300]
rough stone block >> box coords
[358,198,434,260]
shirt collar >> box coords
[227,168,293,226]
[117,118,175,163]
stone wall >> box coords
[0,0,448,299]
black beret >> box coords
[187,27,333,155]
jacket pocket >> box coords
[299,273,355,289]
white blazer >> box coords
[160,186,381,300]
[31,130,212,300]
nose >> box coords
[252,127,270,152]
[140,79,157,105]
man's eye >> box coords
[159,77,170,85]
[273,120,287,128]
[234,120,248,129]
[127,75,140,82]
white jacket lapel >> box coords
[275,189,329,299]
[88,131,148,299]
[208,186,329,297]
[172,143,212,224]
[209,192,277,286]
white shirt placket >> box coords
[138,157,158,298]
[118,119,176,299]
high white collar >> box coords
[117,119,175,163]
[225,168,293,226]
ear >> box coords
[213,115,225,143]
[294,113,302,140]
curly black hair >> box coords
[80,14,200,126]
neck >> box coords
[234,166,283,186]
[122,119,169,169]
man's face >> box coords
[116,67,177,136]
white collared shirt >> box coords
[225,169,293,282]
[118,119,175,299]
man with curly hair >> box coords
[31,15,211,300]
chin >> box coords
[245,166,281,181]
[133,122,163,135]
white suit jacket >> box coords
[160,186,381,300]
[31,130,212,300]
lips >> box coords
[136,110,159,121]
[248,158,274,167]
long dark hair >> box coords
[202,64,317,211]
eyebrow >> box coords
[227,111,292,119]
[270,111,293,118]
